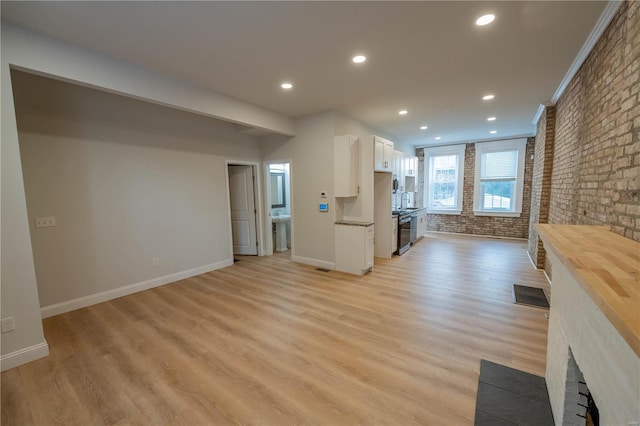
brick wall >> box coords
[528,1,640,276]
[416,137,535,239]
[528,106,556,268]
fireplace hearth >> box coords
[536,225,639,426]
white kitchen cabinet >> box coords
[404,156,418,177]
[334,135,360,197]
[374,136,394,172]
[393,150,405,192]
[417,209,427,240]
[335,223,374,275]
[393,150,404,178]
[404,156,418,193]
[392,216,398,253]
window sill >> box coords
[427,209,462,215]
[473,211,521,218]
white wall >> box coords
[334,113,396,223]
[1,20,292,369]
[259,111,399,268]
[1,39,49,369]
[261,112,335,269]
[14,71,262,309]
[2,23,295,136]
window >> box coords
[423,145,465,214]
[473,139,527,217]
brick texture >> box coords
[529,1,640,276]
[415,137,535,239]
[528,106,556,268]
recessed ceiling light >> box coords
[490,130,497,134]
[420,126,428,130]
[399,110,408,115]
[476,14,495,26]
[483,94,495,100]
[352,55,367,64]
[435,136,442,140]
[487,117,496,121]
[281,82,293,90]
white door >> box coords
[228,165,258,255]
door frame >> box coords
[225,160,265,257]
[263,159,294,256]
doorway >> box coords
[227,164,258,255]
[265,161,292,256]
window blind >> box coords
[481,150,517,179]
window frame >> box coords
[423,144,466,215]
[473,138,527,217]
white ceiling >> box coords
[1,1,608,146]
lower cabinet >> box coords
[392,216,398,253]
[335,223,374,275]
[417,210,427,239]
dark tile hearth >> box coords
[475,360,554,426]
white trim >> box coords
[550,1,623,104]
[423,144,466,214]
[1,341,49,372]
[426,209,462,215]
[544,270,552,286]
[40,259,233,318]
[415,134,534,150]
[473,138,527,216]
[291,255,335,271]
[532,104,546,126]
[225,160,264,256]
[527,250,539,270]
[532,102,555,126]
[263,159,294,257]
[473,211,521,218]
[424,230,527,242]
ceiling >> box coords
[1,1,608,146]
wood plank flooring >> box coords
[1,233,550,425]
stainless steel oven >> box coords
[398,213,412,255]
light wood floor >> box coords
[2,233,550,425]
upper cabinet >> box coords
[374,136,394,172]
[393,150,404,178]
[335,135,360,197]
[404,156,418,177]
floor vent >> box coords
[513,284,550,309]
[316,268,330,273]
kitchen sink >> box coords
[272,214,291,223]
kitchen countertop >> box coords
[335,220,374,227]
[392,207,426,215]
[535,224,640,356]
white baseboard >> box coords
[526,250,539,270]
[424,230,527,241]
[40,259,234,319]
[291,255,335,271]
[1,341,49,372]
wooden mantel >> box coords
[535,224,640,356]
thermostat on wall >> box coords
[319,202,329,212]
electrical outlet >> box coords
[35,216,57,228]
[1,317,15,333]
[152,258,159,267]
